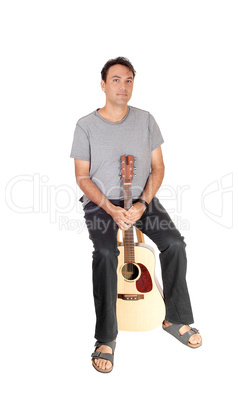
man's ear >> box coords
[101,80,106,92]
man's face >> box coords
[101,64,134,106]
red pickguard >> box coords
[136,263,153,293]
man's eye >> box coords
[113,79,119,82]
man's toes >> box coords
[189,336,197,344]
[102,360,108,370]
[93,357,111,370]
[190,334,201,344]
[197,335,202,344]
[95,358,101,368]
[95,359,111,370]
[105,360,112,370]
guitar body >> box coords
[117,242,166,331]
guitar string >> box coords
[124,179,136,278]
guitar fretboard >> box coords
[124,184,135,263]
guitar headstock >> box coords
[121,155,135,184]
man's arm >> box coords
[126,146,165,222]
[140,145,165,204]
[74,159,134,230]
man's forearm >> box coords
[76,176,114,214]
[140,167,165,204]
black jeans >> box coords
[84,197,194,343]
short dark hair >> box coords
[101,57,136,82]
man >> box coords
[70,57,202,373]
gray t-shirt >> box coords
[70,105,164,206]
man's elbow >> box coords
[76,175,90,189]
[153,162,165,177]
[161,163,165,177]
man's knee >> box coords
[165,235,186,252]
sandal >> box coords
[91,340,116,373]
[163,323,202,348]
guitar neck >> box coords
[124,184,135,263]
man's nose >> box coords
[120,82,126,91]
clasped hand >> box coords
[109,202,146,231]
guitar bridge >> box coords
[118,294,144,301]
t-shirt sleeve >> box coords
[70,123,90,161]
[148,113,164,151]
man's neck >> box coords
[98,104,129,123]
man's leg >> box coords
[135,197,201,345]
[84,202,119,342]
[84,202,119,370]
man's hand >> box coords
[109,202,146,230]
[126,202,146,223]
[108,205,135,231]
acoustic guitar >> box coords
[116,154,165,331]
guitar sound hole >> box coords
[121,263,140,281]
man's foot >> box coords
[163,320,202,346]
[93,340,116,371]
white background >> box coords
[1,0,237,401]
